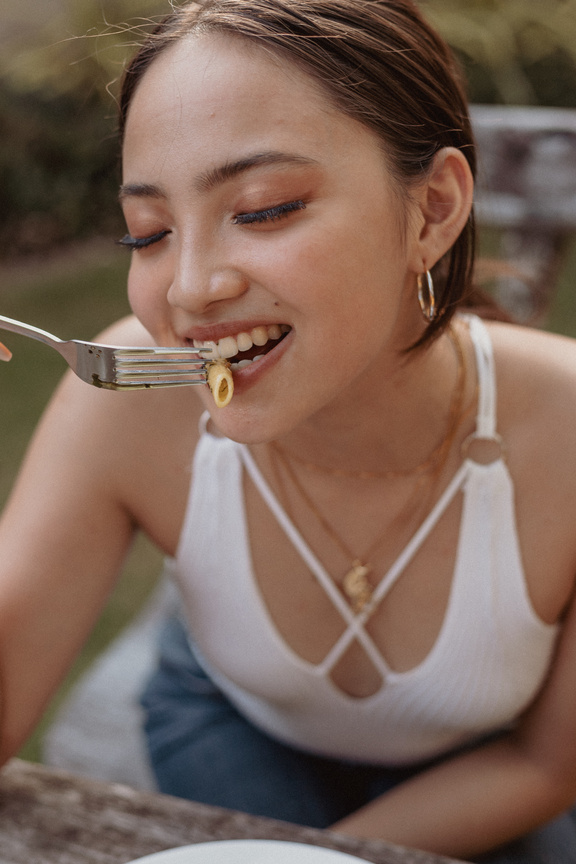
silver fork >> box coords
[0,314,208,390]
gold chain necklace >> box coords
[270,327,467,614]
[274,326,466,481]
[272,442,430,613]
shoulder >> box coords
[22,314,209,552]
[481,318,576,461]
[481,319,576,606]
[94,313,158,346]
[485,318,576,383]
[485,318,576,416]
[40,314,206,497]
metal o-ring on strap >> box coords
[461,432,507,465]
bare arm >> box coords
[333,593,576,859]
[0,315,200,762]
[0,369,138,760]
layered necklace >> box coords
[270,326,468,614]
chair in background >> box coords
[471,104,576,323]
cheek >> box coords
[248,225,366,298]
[126,259,169,335]
[282,226,400,320]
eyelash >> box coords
[117,230,170,251]
[118,199,306,249]
[232,200,306,225]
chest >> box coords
[244,466,464,698]
[141,414,571,700]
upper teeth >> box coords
[194,324,287,360]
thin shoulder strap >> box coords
[467,314,498,440]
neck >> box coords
[271,323,470,477]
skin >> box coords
[121,34,441,448]
[1,32,576,859]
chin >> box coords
[203,399,297,446]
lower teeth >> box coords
[232,355,264,369]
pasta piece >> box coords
[206,359,234,407]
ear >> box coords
[409,147,474,272]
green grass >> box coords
[2,233,576,764]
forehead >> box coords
[122,33,385,180]
[126,32,329,128]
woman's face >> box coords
[121,34,425,442]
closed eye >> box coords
[233,200,306,225]
[117,229,170,250]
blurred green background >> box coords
[1,0,575,260]
[0,0,575,762]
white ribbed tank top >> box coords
[174,315,558,765]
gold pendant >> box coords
[342,559,373,614]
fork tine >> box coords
[115,361,207,373]
[112,346,208,387]
[113,347,205,358]
[115,356,207,367]
[111,370,207,386]
[115,368,207,379]
[114,349,206,368]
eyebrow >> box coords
[118,182,166,202]
[195,152,318,192]
[118,151,318,201]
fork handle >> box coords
[0,314,62,348]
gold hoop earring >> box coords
[417,270,437,323]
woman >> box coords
[1,1,576,860]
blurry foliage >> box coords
[424,0,576,107]
[0,0,164,259]
[0,0,575,261]
[0,83,122,256]
[1,0,166,95]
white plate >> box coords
[128,839,369,864]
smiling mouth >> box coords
[192,324,290,369]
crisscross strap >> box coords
[240,444,470,676]
[231,313,496,676]
[240,445,386,672]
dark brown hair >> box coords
[119,0,477,346]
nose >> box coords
[167,237,249,314]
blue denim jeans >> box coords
[141,616,576,864]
